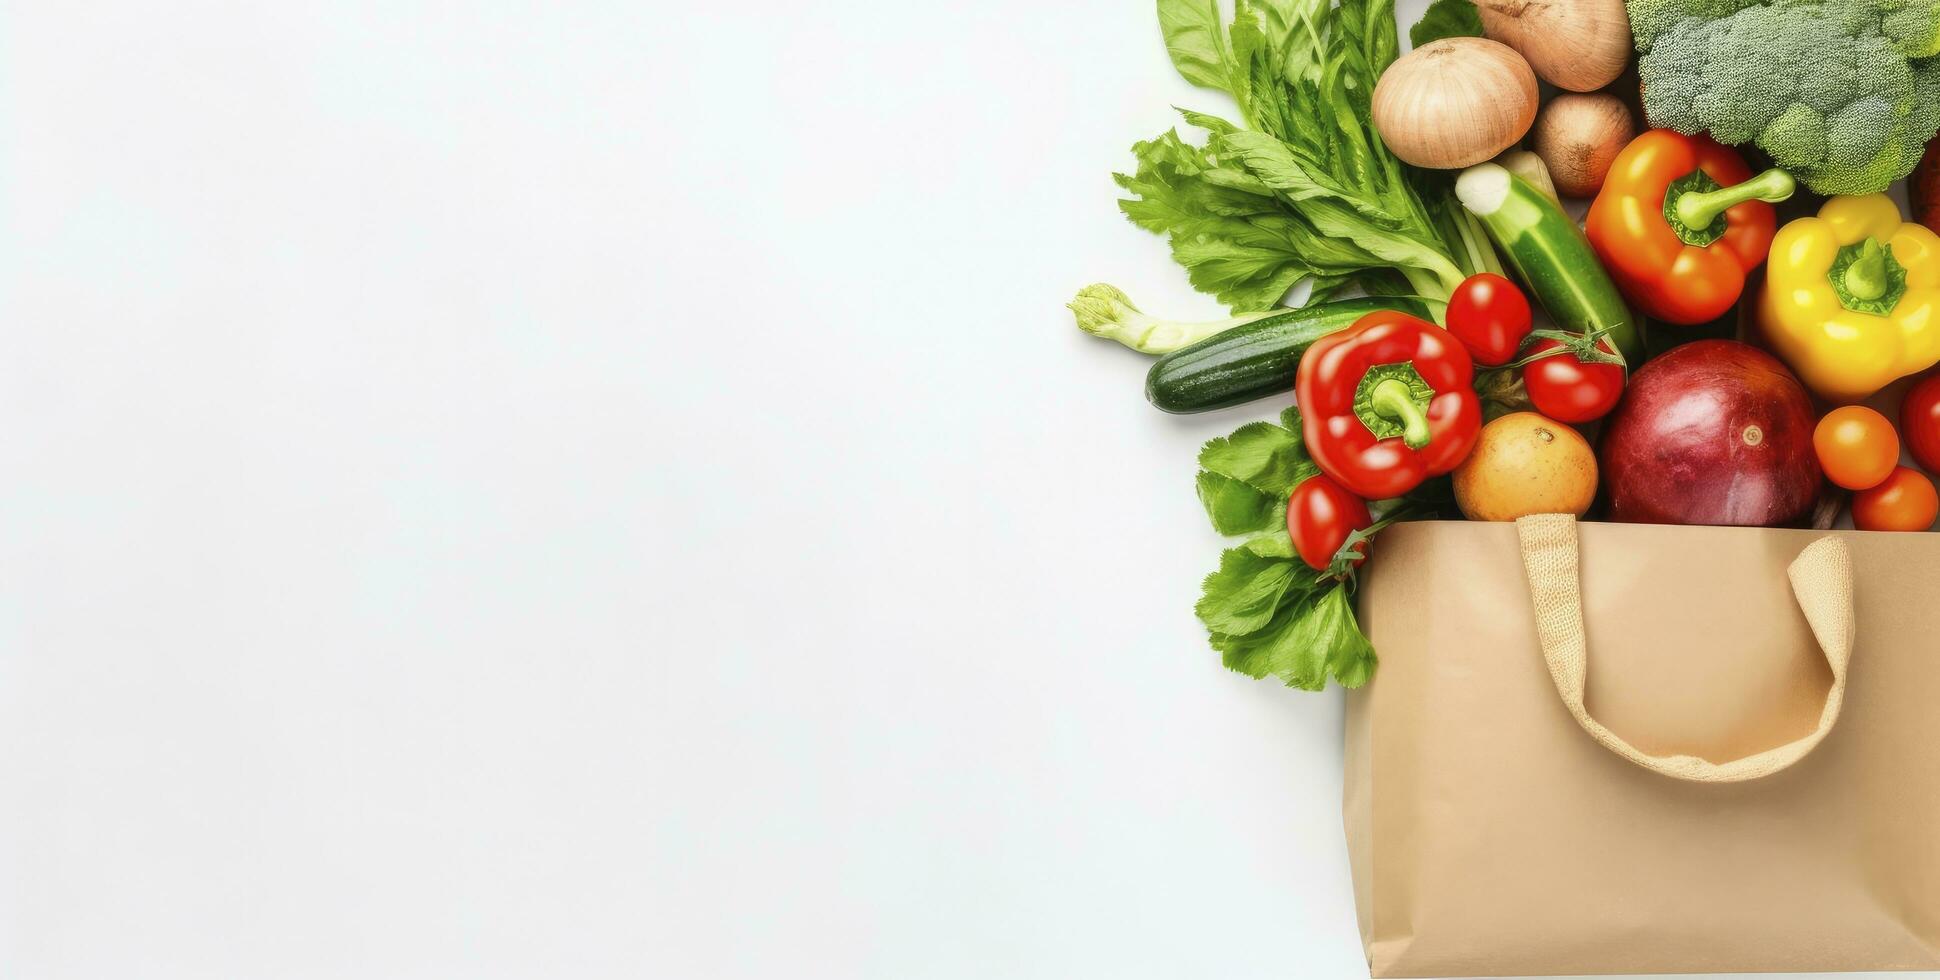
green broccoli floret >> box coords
[1628,0,1761,51]
[1911,54,1940,133]
[1882,0,1940,57]
[1629,0,1940,195]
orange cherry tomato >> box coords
[1852,466,1939,532]
[1813,406,1900,490]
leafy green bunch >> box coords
[1630,0,1940,195]
[1121,0,1500,313]
[1193,407,1379,690]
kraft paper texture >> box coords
[1347,519,1940,977]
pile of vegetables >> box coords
[1075,0,1940,694]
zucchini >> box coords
[1144,296,1435,414]
[1456,162,1642,364]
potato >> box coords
[1454,413,1598,522]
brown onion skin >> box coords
[1598,341,1823,527]
[1476,0,1631,93]
[1371,37,1537,170]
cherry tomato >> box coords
[1444,273,1533,367]
[1521,338,1625,423]
[1852,466,1939,532]
[1902,370,1940,475]
[1287,475,1373,571]
[1813,406,1900,490]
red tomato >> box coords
[1852,466,1939,532]
[1813,406,1899,490]
[1444,273,1532,367]
[1522,338,1625,423]
[1287,475,1374,571]
[1902,370,1940,475]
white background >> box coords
[0,2,1922,978]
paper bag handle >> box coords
[1514,514,1855,783]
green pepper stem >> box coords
[1844,238,1891,301]
[1673,168,1796,231]
[1367,378,1431,450]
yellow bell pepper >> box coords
[1760,194,1940,403]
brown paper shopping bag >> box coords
[1347,517,1940,977]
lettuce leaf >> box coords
[1197,410,1316,497]
[1210,580,1372,691]
[1196,548,1305,636]
[1158,0,1237,93]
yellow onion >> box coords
[1372,37,1538,170]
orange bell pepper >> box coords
[1586,130,1795,325]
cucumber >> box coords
[1456,162,1642,364]
[1144,296,1435,414]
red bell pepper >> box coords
[1297,311,1482,500]
[1585,130,1794,325]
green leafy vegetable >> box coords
[1197,471,1280,535]
[1115,0,1501,313]
[1188,402,1459,690]
[1191,406,1379,690]
[1158,0,1235,92]
[1213,600,1330,689]
[1210,573,1374,691]
[1198,411,1319,496]
[1301,586,1379,688]
[1242,528,1298,559]
[1195,548,1304,635]
[1409,0,1482,47]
